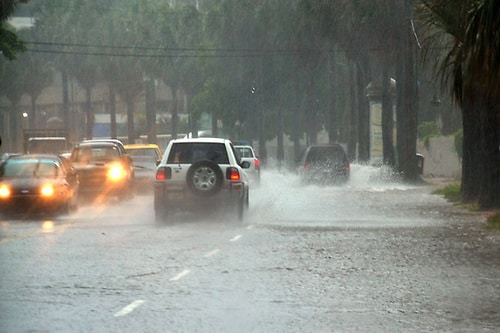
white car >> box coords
[154,138,250,222]
[234,145,261,185]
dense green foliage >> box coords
[0,0,27,60]
[1,0,499,208]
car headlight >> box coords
[40,184,55,197]
[0,184,11,198]
[108,165,126,181]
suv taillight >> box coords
[226,167,240,181]
[254,158,260,170]
[156,167,171,180]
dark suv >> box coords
[297,144,350,184]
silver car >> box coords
[234,145,261,186]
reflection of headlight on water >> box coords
[40,184,55,197]
[42,220,54,233]
[108,165,126,181]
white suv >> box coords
[154,138,250,222]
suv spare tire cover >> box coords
[186,160,224,196]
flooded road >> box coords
[250,164,453,228]
[0,165,498,332]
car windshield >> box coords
[73,146,120,163]
[1,159,59,178]
[167,143,229,164]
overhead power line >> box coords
[25,41,333,58]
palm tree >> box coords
[0,0,27,60]
[418,0,500,208]
[0,58,25,151]
[20,53,53,129]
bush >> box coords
[432,183,461,202]
[487,211,500,230]
[418,121,442,149]
[418,121,440,139]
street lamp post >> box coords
[143,75,157,144]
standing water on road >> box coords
[249,164,452,228]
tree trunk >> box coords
[145,78,157,144]
[357,57,371,163]
[381,63,395,166]
[9,101,21,151]
[396,7,418,181]
[257,108,267,165]
[478,95,500,208]
[85,87,93,139]
[306,74,318,145]
[62,70,69,133]
[276,106,284,169]
[109,88,117,138]
[328,48,339,144]
[171,85,179,140]
[29,94,37,129]
[461,96,481,203]
[127,95,135,144]
[211,112,217,138]
[347,61,358,161]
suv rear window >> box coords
[305,146,346,163]
[167,143,229,164]
[235,147,253,158]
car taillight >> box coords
[254,158,260,170]
[345,161,350,170]
[156,167,171,180]
[0,185,11,198]
[303,163,309,169]
[40,184,55,197]
[226,167,240,181]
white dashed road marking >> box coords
[114,300,145,317]
[204,249,220,257]
[229,234,242,242]
[170,269,191,281]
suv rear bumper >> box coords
[154,181,245,212]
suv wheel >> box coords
[186,160,224,197]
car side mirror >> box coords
[241,161,251,169]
